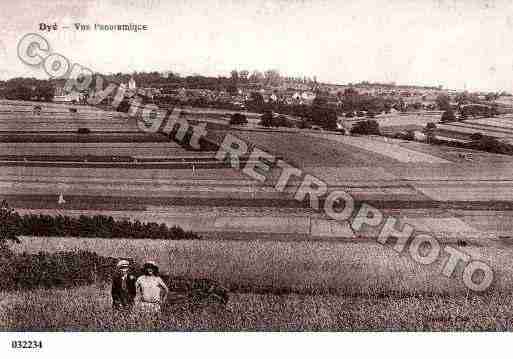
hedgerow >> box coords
[1,200,199,240]
[0,250,116,291]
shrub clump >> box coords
[0,201,199,240]
[16,213,199,240]
[0,250,117,291]
[469,136,513,155]
[350,120,381,135]
[0,250,229,305]
[229,113,247,125]
[77,127,91,134]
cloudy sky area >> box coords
[1,0,513,91]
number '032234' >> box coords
[11,340,43,349]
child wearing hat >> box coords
[111,259,137,312]
[134,260,169,314]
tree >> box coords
[264,69,281,86]
[249,70,264,83]
[350,120,380,136]
[435,94,451,111]
[309,107,337,130]
[366,110,376,118]
[312,96,328,108]
[5,85,32,101]
[33,85,54,102]
[0,201,20,254]
[227,84,238,96]
[423,122,437,143]
[259,110,274,127]
[274,115,292,127]
[248,92,265,110]
[230,70,239,81]
[441,109,456,123]
[470,132,484,141]
[229,113,247,125]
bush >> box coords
[259,111,274,127]
[229,113,247,126]
[17,214,199,239]
[350,120,381,136]
[0,202,199,240]
[0,200,20,246]
[77,128,91,134]
[470,132,484,141]
[470,136,513,155]
[425,122,436,131]
[440,109,456,123]
[308,107,337,130]
[0,250,230,305]
[298,119,312,129]
[276,115,294,127]
[393,131,412,140]
[0,250,116,291]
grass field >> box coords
[4,284,513,331]
[3,100,513,330]
[4,236,513,330]
[0,142,187,157]
[9,236,508,294]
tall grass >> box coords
[6,236,513,330]
[13,236,513,295]
[2,284,513,331]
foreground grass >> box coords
[2,284,513,331]
[12,236,513,295]
[7,237,513,330]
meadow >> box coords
[2,100,513,330]
[4,284,513,331]
[4,236,513,330]
[10,236,511,295]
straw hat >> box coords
[143,260,159,272]
[116,259,130,268]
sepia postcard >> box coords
[1,0,513,355]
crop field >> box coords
[212,129,396,168]
[0,118,139,132]
[0,142,196,157]
[342,112,441,133]
[3,235,513,330]
[437,123,513,139]
[0,100,140,132]
[0,132,169,143]
[0,99,126,117]
[5,284,513,331]
[397,140,513,163]
[8,236,502,293]
[305,132,450,163]
[3,101,513,330]
[466,117,513,130]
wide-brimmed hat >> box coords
[116,259,130,268]
[143,260,159,272]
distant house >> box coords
[301,91,316,101]
[53,86,82,103]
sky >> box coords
[1,0,513,92]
